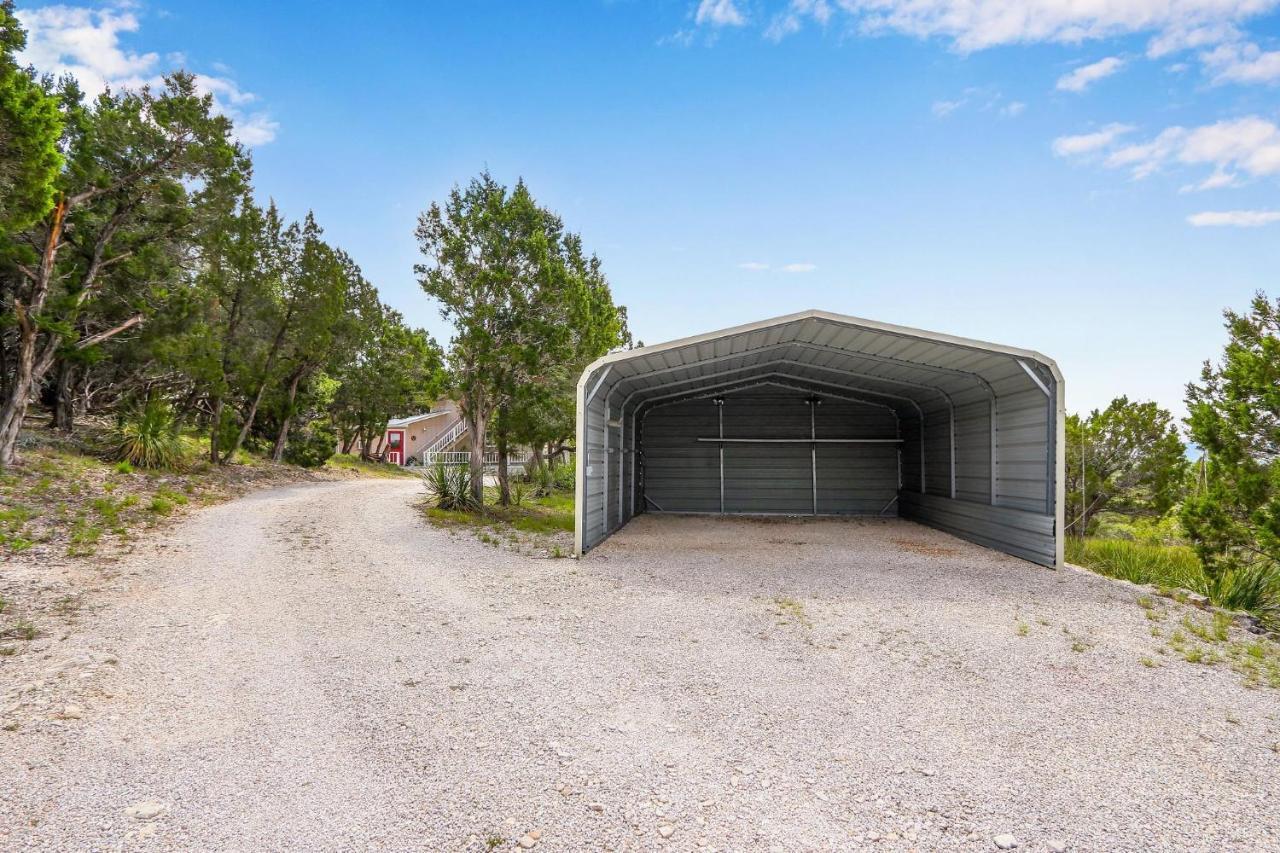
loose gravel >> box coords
[2,481,1278,851]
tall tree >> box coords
[0,72,241,466]
[415,172,629,505]
[1182,292,1280,577]
[1064,397,1187,536]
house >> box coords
[381,400,469,465]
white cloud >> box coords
[16,5,157,95]
[830,1,1278,53]
[1179,169,1240,192]
[1051,123,1135,157]
[1200,40,1280,83]
[738,261,770,270]
[766,0,833,40]
[1001,100,1027,117]
[695,0,746,27]
[1056,116,1280,186]
[780,262,816,272]
[1056,56,1126,92]
[1187,209,1280,226]
[15,3,277,146]
[931,98,963,117]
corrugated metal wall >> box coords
[641,391,900,516]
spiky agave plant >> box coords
[112,399,185,469]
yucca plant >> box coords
[426,462,479,511]
[112,399,185,469]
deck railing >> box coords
[418,449,533,470]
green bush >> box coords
[283,423,337,468]
[426,463,478,511]
[112,399,184,469]
[1067,537,1280,631]
[552,459,575,492]
[522,460,555,497]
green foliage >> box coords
[0,1,64,232]
[283,422,337,468]
[1065,397,1188,536]
[415,171,629,506]
[112,399,185,469]
[426,463,479,511]
[522,460,555,498]
[1182,292,1280,581]
[1067,537,1280,630]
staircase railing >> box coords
[417,418,467,463]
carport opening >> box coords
[575,311,1064,567]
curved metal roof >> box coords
[580,309,1062,411]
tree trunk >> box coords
[270,367,306,463]
[0,201,66,467]
[496,417,511,507]
[209,395,223,463]
[220,319,289,464]
[51,360,77,432]
[531,442,544,471]
[341,429,358,455]
[468,403,487,507]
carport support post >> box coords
[714,397,725,513]
[807,397,820,515]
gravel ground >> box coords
[2,480,1278,852]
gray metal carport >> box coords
[574,310,1065,567]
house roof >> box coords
[387,411,451,428]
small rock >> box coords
[993,834,1019,850]
[588,802,605,813]
[59,704,84,720]
[658,824,675,839]
[124,801,166,821]
[517,833,538,849]
[1046,841,1068,853]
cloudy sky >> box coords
[14,0,1280,419]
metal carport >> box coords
[574,310,1065,567]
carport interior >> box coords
[576,311,1064,566]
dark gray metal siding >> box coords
[642,391,899,516]
[899,490,1056,567]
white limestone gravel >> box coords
[2,479,1278,851]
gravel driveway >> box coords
[2,479,1278,851]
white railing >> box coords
[419,449,533,470]
[420,418,468,459]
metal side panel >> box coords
[642,400,721,513]
[581,395,609,550]
[899,490,1056,567]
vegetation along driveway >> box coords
[2,479,1278,851]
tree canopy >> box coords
[1182,292,1280,577]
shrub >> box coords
[522,460,555,497]
[426,463,479,511]
[284,423,337,469]
[551,459,575,492]
[112,399,184,469]
[1067,536,1280,631]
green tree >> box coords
[0,72,241,466]
[1064,396,1187,536]
[0,0,63,233]
[329,306,445,459]
[1182,292,1280,577]
[415,172,629,504]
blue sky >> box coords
[15,1,1280,420]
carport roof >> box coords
[581,310,1062,414]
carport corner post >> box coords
[575,362,610,557]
